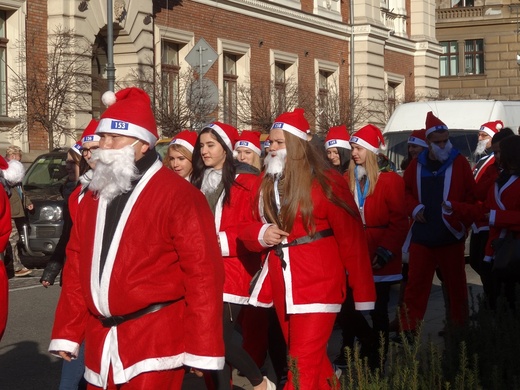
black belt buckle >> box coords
[99,315,124,328]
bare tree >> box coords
[310,82,371,136]
[130,65,218,138]
[8,26,92,150]
[236,76,313,133]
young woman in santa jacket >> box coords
[191,122,275,390]
[165,130,197,180]
[239,109,376,390]
[343,124,409,366]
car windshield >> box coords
[23,155,68,190]
[155,141,170,161]
[384,130,479,173]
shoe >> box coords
[14,267,32,277]
[263,376,276,390]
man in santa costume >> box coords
[49,87,225,389]
[399,111,477,334]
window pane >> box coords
[0,11,5,38]
[0,47,5,115]
[224,54,237,75]
[450,56,458,75]
[162,42,179,66]
[275,63,286,83]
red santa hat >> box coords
[234,131,262,156]
[0,155,25,184]
[480,120,504,138]
[325,125,351,150]
[81,119,100,144]
[204,122,239,152]
[408,129,428,148]
[169,130,198,154]
[271,108,309,140]
[350,124,385,154]
[425,111,448,137]
[97,88,158,147]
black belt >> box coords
[273,228,334,269]
[363,224,389,229]
[98,300,178,328]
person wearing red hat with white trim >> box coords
[337,124,408,367]
[239,108,375,390]
[191,122,275,390]
[49,88,225,389]
[400,129,428,171]
[165,130,197,180]
[234,131,262,172]
[0,154,12,342]
[398,111,478,335]
[324,125,351,174]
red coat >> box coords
[404,153,477,242]
[484,175,520,261]
[49,161,225,388]
[214,173,261,304]
[0,188,11,341]
[240,170,376,314]
[472,155,498,233]
[351,172,408,282]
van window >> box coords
[384,130,479,172]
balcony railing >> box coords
[436,6,483,20]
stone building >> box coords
[0,0,438,156]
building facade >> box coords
[0,0,438,156]
[437,0,520,100]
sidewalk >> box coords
[205,265,483,390]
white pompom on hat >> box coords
[96,88,159,147]
[1,157,25,184]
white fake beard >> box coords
[88,146,140,203]
[474,139,488,157]
[355,165,367,180]
[79,170,93,188]
[264,149,287,178]
[431,140,453,163]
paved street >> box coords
[0,266,483,389]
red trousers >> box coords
[269,259,339,390]
[400,241,468,331]
[0,262,7,341]
[86,368,184,390]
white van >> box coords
[383,100,520,171]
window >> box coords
[0,11,7,116]
[440,41,458,77]
[387,82,398,116]
[223,53,238,127]
[161,41,180,115]
[464,39,484,75]
[451,0,474,7]
[274,62,288,117]
[317,70,331,129]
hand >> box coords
[57,351,74,362]
[263,226,290,246]
[441,201,452,213]
[26,204,34,211]
[415,209,427,223]
[189,367,204,377]
[41,280,51,288]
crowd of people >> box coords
[0,86,518,390]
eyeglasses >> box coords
[81,146,99,156]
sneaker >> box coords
[14,267,32,277]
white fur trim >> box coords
[97,117,158,147]
[207,123,232,151]
[325,139,351,150]
[170,138,194,154]
[48,339,81,359]
[271,122,308,140]
[354,301,376,311]
[480,126,495,138]
[184,353,225,370]
[218,231,229,257]
[408,136,428,148]
[223,293,249,305]
[4,159,26,183]
[234,140,261,156]
[350,136,378,154]
[83,134,101,143]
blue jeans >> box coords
[59,342,86,390]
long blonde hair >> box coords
[260,132,356,235]
[348,150,379,197]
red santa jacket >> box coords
[404,152,477,243]
[240,170,376,314]
[49,161,225,388]
[214,172,261,304]
[350,172,408,282]
[0,188,11,341]
[484,175,520,262]
[472,154,497,233]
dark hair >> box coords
[336,148,351,174]
[492,127,515,145]
[191,128,236,205]
[499,135,520,173]
[79,156,90,176]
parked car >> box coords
[20,149,68,262]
